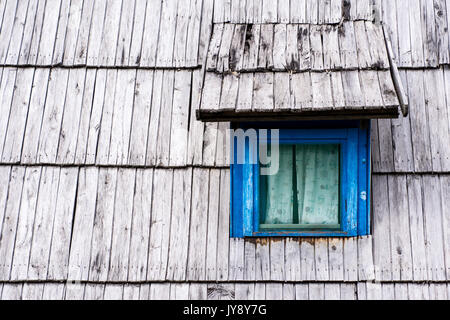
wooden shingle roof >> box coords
[198,21,407,121]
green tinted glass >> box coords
[259,144,340,230]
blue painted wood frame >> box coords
[231,121,371,238]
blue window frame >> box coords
[231,120,371,238]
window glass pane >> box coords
[260,144,340,230]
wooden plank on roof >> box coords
[4,0,28,65]
[108,168,135,281]
[338,22,358,69]
[253,0,263,23]
[128,169,153,281]
[74,69,96,164]
[306,0,318,24]
[149,283,170,299]
[343,237,358,281]
[322,25,341,69]
[324,284,341,300]
[354,21,371,69]
[388,175,413,281]
[86,0,107,66]
[406,175,428,281]
[200,116,218,166]
[27,167,60,280]
[277,0,289,23]
[0,167,26,280]
[300,239,315,280]
[310,25,324,70]
[258,24,274,69]
[265,283,283,300]
[262,0,277,22]
[390,71,413,171]
[357,235,375,281]
[140,0,162,66]
[285,24,299,71]
[103,284,124,300]
[273,24,287,70]
[25,0,46,65]
[295,283,308,300]
[82,69,105,164]
[147,169,173,280]
[37,69,69,164]
[42,283,65,300]
[314,239,330,281]
[21,68,50,164]
[311,72,333,110]
[236,72,254,112]
[67,167,98,281]
[186,0,203,66]
[57,68,87,164]
[96,69,117,165]
[244,239,256,281]
[291,72,312,110]
[308,284,325,300]
[207,24,225,71]
[298,24,311,70]
[341,71,363,108]
[241,24,260,70]
[328,238,344,281]
[0,0,18,64]
[10,167,41,281]
[422,0,438,67]
[229,237,245,280]
[0,68,16,156]
[217,169,230,281]
[62,0,84,65]
[155,70,174,166]
[128,0,147,66]
[253,72,274,111]
[434,0,450,65]
[360,70,384,108]
[2,68,34,163]
[52,0,70,65]
[36,0,62,65]
[145,70,163,165]
[122,284,140,300]
[167,168,192,281]
[408,0,425,67]
[114,0,135,66]
[108,69,136,166]
[284,238,301,281]
[424,70,450,172]
[156,0,178,67]
[73,0,95,65]
[290,0,306,23]
[234,283,255,300]
[422,175,447,281]
[87,167,116,281]
[47,167,78,280]
[187,168,209,280]
[438,176,450,278]
[173,0,190,68]
[187,70,205,165]
[269,239,285,281]
[372,175,392,280]
[98,0,122,66]
[128,70,153,166]
[1,283,23,300]
[229,24,247,71]
[22,283,44,300]
[274,72,291,111]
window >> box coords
[231,121,371,237]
